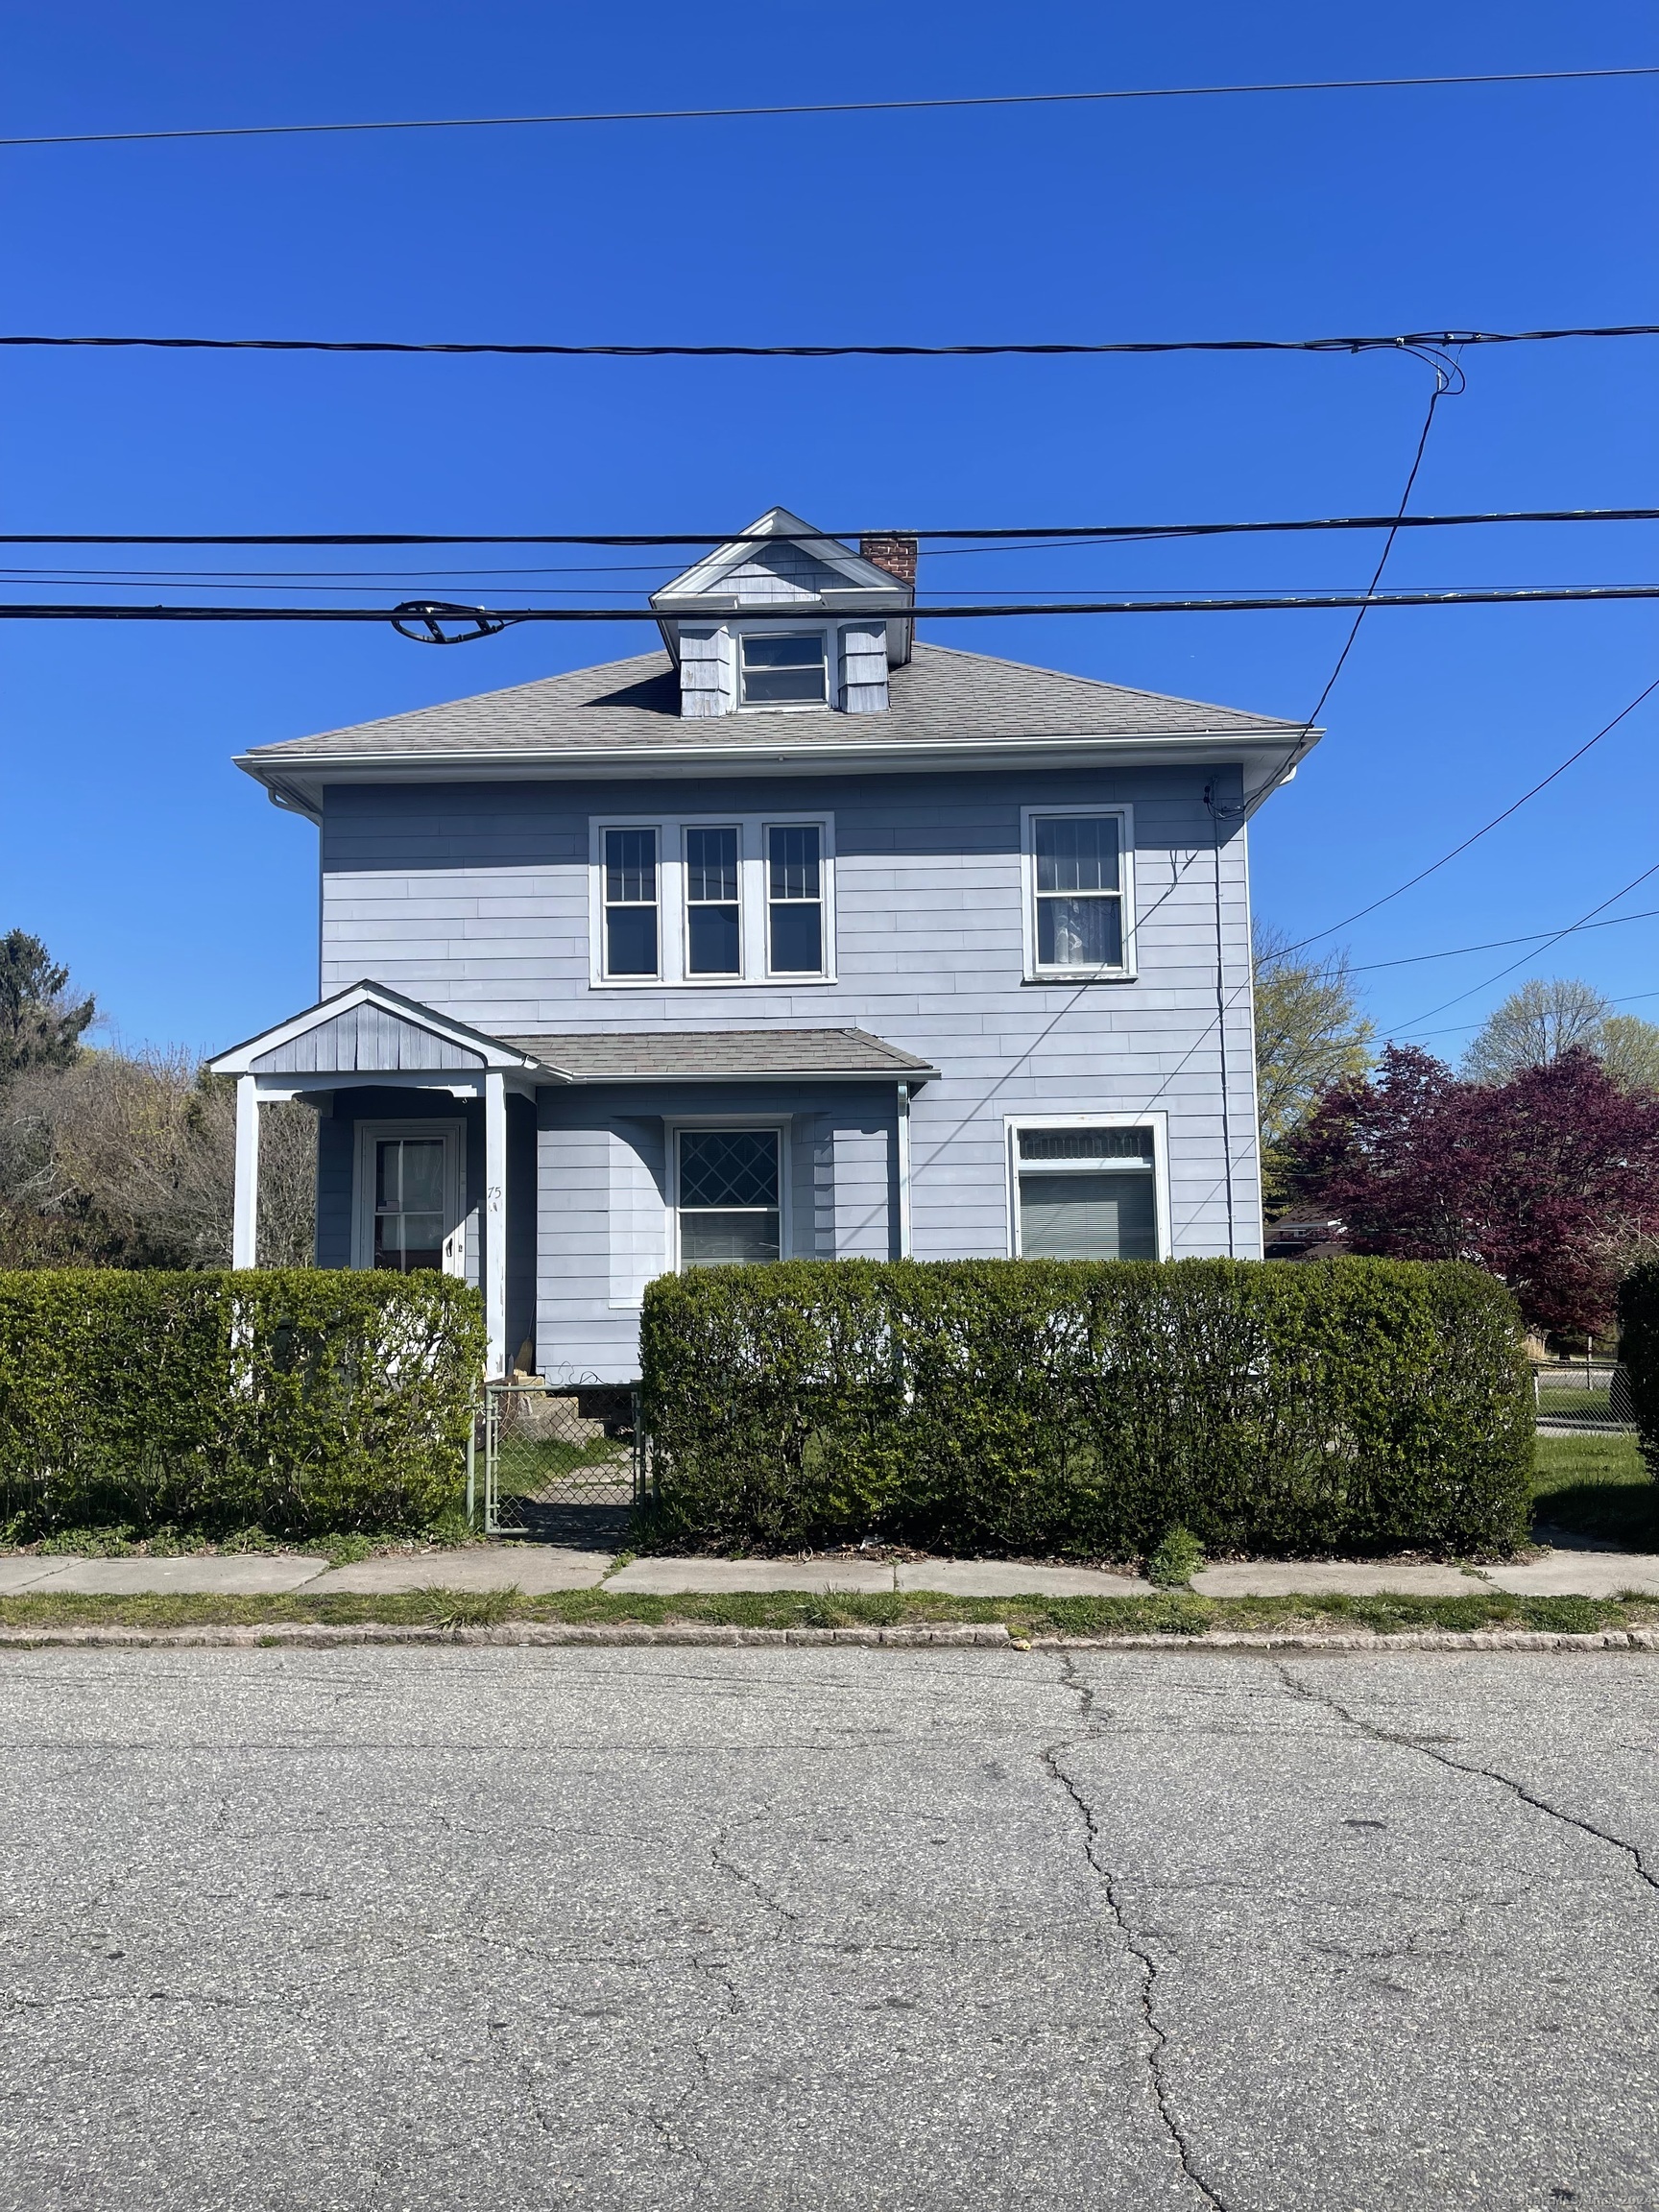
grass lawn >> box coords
[1,1583,1655,1641]
[1533,1430,1658,1549]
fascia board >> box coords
[234,728,1316,798]
[540,1064,940,1086]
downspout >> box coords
[895,1083,912,1260]
[1206,783,1237,1259]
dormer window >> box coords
[738,632,828,708]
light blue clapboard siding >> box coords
[319,764,1263,1378]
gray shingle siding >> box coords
[317,759,1262,1377]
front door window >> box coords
[373,1138,446,1271]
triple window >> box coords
[598,818,832,983]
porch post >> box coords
[484,1070,508,1378]
[895,1082,912,1261]
[232,1075,260,1268]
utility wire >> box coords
[4,63,1656,148]
[1282,673,1659,955]
[1409,984,1659,1042]
[1394,856,1659,1032]
[0,585,1657,624]
[3,506,1655,548]
[1348,902,1659,974]
[5,323,1658,359]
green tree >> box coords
[1599,1013,1659,1094]
[1252,924,1374,1211]
[0,930,96,1078]
[1462,976,1610,1085]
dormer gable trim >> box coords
[651,506,905,609]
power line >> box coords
[1408,985,1659,1043]
[5,63,1656,149]
[0,585,1657,626]
[1348,902,1659,974]
[5,323,1657,359]
[1394,856,1659,1033]
[1282,674,1659,955]
[4,505,1656,548]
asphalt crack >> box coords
[1042,1658,1230,2212]
[1278,1666,1659,1897]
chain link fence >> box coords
[1532,1364,1637,1434]
[474,1381,643,1540]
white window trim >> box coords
[351,1118,468,1272]
[1020,803,1137,983]
[589,814,836,988]
[1003,1112,1171,1262]
[733,620,832,713]
[665,1116,792,1270]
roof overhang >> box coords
[238,728,1317,824]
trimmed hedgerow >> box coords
[1614,1262,1659,1486]
[639,1257,1532,1559]
[0,1269,485,1539]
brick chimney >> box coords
[859,532,917,590]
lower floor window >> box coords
[1015,1125,1159,1261]
[677,1128,781,1266]
[373,1136,446,1271]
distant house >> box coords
[1262,1217,1351,1262]
[210,508,1314,1380]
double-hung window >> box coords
[1012,1123,1163,1261]
[676,1128,781,1265]
[739,632,828,708]
[767,824,823,974]
[685,826,741,976]
[603,828,660,977]
[1025,808,1133,976]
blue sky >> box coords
[3,0,1656,1057]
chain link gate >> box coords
[473,1380,646,1540]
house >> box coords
[209,507,1314,1382]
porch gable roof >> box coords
[208,980,541,1077]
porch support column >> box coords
[231,1075,260,1268]
[895,1082,912,1261]
[484,1070,508,1378]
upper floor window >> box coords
[592,814,835,986]
[739,632,828,708]
[767,825,823,974]
[1022,806,1135,979]
[685,826,741,977]
[603,828,660,977]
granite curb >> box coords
[1,1623,1657,1653]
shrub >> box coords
[0,1268,485,1539]
[1614,1263,1659,1486]
[639,1258,1532,1559]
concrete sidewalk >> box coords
[3,1546,1659,1599]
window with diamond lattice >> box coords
[677,1129,781,1266]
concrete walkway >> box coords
[4,1546,1659,1599]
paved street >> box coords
[2,1649,1657,2210]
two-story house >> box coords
[210,508,1313,1382]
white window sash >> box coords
[1019,804,1137,981]
[1002,1113,1170,1261]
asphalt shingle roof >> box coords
[499,1027,937,1081]
[243,642,1300,765]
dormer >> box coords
[650,506,915,719]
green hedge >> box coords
[639,1258,1532,1558]
[1615,1263,1659,1482]
[0,1269,486,1539]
